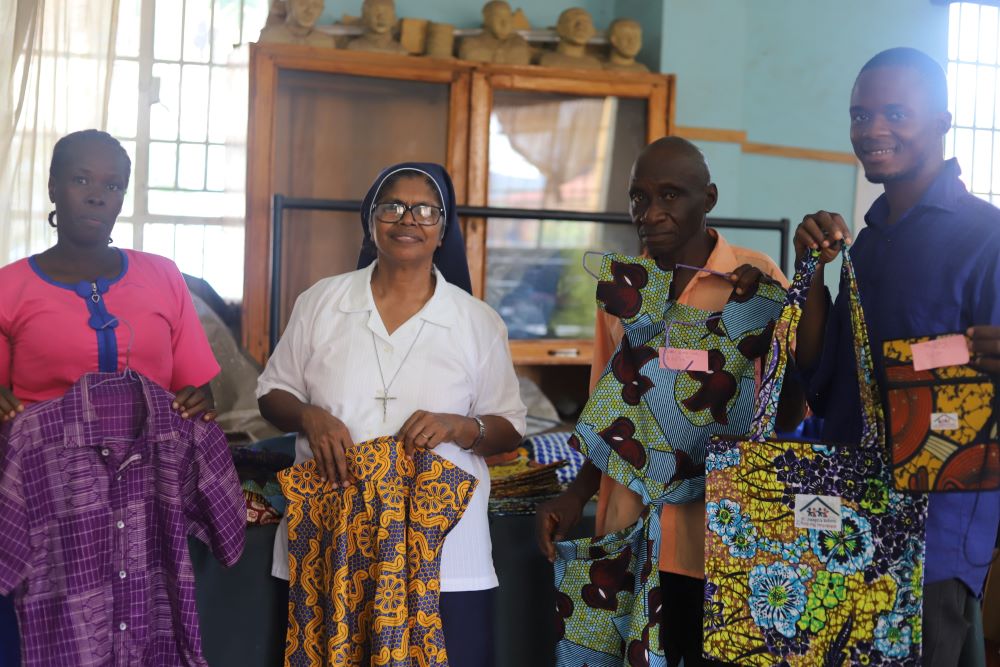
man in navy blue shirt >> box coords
[795,47,1000,665]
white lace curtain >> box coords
[0,0,120,263]
[493,96,612,209]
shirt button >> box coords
[119,622,127,631]
[119,570,127,579]
[116,521,125,529]
[101,448,110,456]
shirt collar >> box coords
[339,261,455,328]
[676,228,738,300]
[339,262,378,314]
[64,372,177,449]
[864,158,965,228]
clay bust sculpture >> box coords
[605,18,648,72]
[538,7,601,69]
[258,0,336,47]
[347,0,408,54]
[458,0,531,65]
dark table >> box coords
[192,504,595,667]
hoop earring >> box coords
[47,211,57,228]
[107,237,113,245]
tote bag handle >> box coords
[748,247,884,448]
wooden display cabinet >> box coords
[242,43,676,368]
[465,65,673,367]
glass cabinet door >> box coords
[272,71,452,327]
[465,67,674,364]
[485,91,647,341]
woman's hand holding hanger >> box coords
[172,384,217,422]
[0,387,23,422]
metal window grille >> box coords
[947,2,1000,206]
[108,0,268,300]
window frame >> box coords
[111,0,257,286]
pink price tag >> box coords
[658,347,710,372]
[911,335,970,371]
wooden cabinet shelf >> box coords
[509,339,594,366]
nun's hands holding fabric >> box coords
[398,410,476,458]
[301,405,356,487]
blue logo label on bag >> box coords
[793,494,842,531]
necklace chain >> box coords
[371,320,427,421]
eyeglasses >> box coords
[372,202,444,226]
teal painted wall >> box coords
[659,0,950,273]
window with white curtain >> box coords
[946,2,1000,205]
[108,0,269,301]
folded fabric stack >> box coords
[486,445,533,475]
[230,434,296,525]
[525,431,586,485]
[488,460,566,516]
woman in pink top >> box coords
[0,129,222,665]
[0,129,220,414]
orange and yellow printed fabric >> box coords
[277,436,478,667]
[883,336,999,492]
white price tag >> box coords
[930,413,960,431]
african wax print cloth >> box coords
[883,335,999,492]
[704,250,928,666]
[528,432,586,485]
[278,436,477,667]
[554,253,786,667]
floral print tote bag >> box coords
[703,250,928,666]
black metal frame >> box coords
[270,194,790,352]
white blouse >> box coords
[257,263,527,591]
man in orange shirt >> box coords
[536,136,804,667]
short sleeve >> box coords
[0,423,30,594]
[590,310,621,393]
[763,261,790,288]
[0,319,10,392]
[469,319,527,437]
[165,264,221,391]
[184,421,245,567]
[0,267,15,392]
[739,251,789,289]
[256,290,314,404]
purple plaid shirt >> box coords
[0,372,245,666]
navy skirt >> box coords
[0,594,18,666]
[440,587,496,667]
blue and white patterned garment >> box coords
[527,432,586,485]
